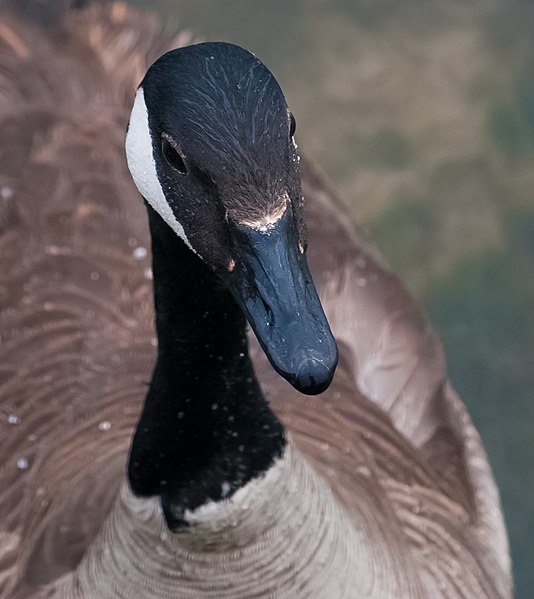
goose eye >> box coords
[161,134,187,175]
[289,112,296,138]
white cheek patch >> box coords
[125,88,197,254]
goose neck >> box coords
[127,205,285,529]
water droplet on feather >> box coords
[16,457,28,470]
[1,186,14,199]
[132,247,147,260]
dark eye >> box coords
[161,134,187,175]
[289,112,296,138]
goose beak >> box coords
[224,208,338,395]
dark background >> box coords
[129,1,534,595]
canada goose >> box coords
[0,2,512,598]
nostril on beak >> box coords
[259,295,274,327]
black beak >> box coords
[224,207,338,395]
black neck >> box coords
[128,205,285,530]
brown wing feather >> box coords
[0,5,191,596]
[284,162,510,596]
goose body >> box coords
[0,3,512,598]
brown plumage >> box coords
[0,2,511,598]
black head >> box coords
[126,42,337,394]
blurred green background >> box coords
[130,1,533,595]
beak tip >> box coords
[290,353,337,395]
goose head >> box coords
[125,42,338,394]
